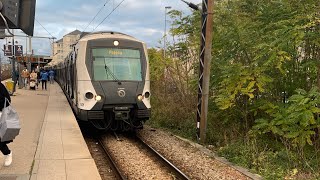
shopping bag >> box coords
[0,98,21,142]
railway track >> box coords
[134,135,190,180]
[92,132,191,180]
[97,137,127,180]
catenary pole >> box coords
[196,0,214,143]
[179,0,214,143]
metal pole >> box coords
[0,52,2,81]
[164,6,171,60]
[164,6,171,94]
[196,0,214,143]
[12,29,17,93]
[164,9,166,60]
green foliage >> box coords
[254,87,320,148]
[148,48,165,82]
[149,0,320,179]
[218,135,320,180]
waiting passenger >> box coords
[48,69,55,84]
[30,70,37,81]
[40,70,49,90]
[37,70,41,89]
[20,68,30,89]
[30,70,38,90]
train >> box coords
[53,31,151,131]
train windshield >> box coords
[92,48,142,81]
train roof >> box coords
[78,31,142,43]
[85,31,133,37]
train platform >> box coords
[0,81,101,180]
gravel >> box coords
[137,126,261,180]
[85,136,118,180]
[102,134,177,179]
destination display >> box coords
[93,48,140,59]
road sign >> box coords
[14,45,23,56]
[3,44,12,56]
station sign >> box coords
[3,44,23,56]
[3,44,13,56]
[14,45,23,56]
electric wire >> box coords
[83,0,112,32]
[0,12,14,36]
[92,0,125,32]
[36,19,55,39]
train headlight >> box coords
[85,92,94,100]
[137,95,143,101]
[144,92,150,98]
[113,40,119,46]
[95,95,102,101]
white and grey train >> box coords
[54,31,151,130]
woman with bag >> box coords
[0,82,13,166]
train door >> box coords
[67,54,72,97]
[70,51,76,102]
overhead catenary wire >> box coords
[36,19,55,39]
[92,0,125,32]
[83,0,112,32]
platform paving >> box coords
[0,81,101,180]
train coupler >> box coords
[113,107,130,120]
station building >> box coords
[15,55,52,71]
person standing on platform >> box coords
[15,71,19,86]
[48,69,55,84]
[0,82,13,167]
[36,70,41,89]
[21,67,30,89]
[30,70,37,81]
[30,70,38,90]
[40,70,49,90]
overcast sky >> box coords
[1,0,200,59]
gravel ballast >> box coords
[137,126,262,180]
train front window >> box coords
[92,48,142,81]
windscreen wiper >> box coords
[104,60,122,85]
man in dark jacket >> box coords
[0,82,13,166]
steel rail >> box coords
[135,135,191,180]
[97,138,127,180]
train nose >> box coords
[99,81,140,104]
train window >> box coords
[92,48,142,81]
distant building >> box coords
[15,55,52,70]
[51,30,89,64]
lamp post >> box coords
[163,6,172,94]
[164,6,171,61]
